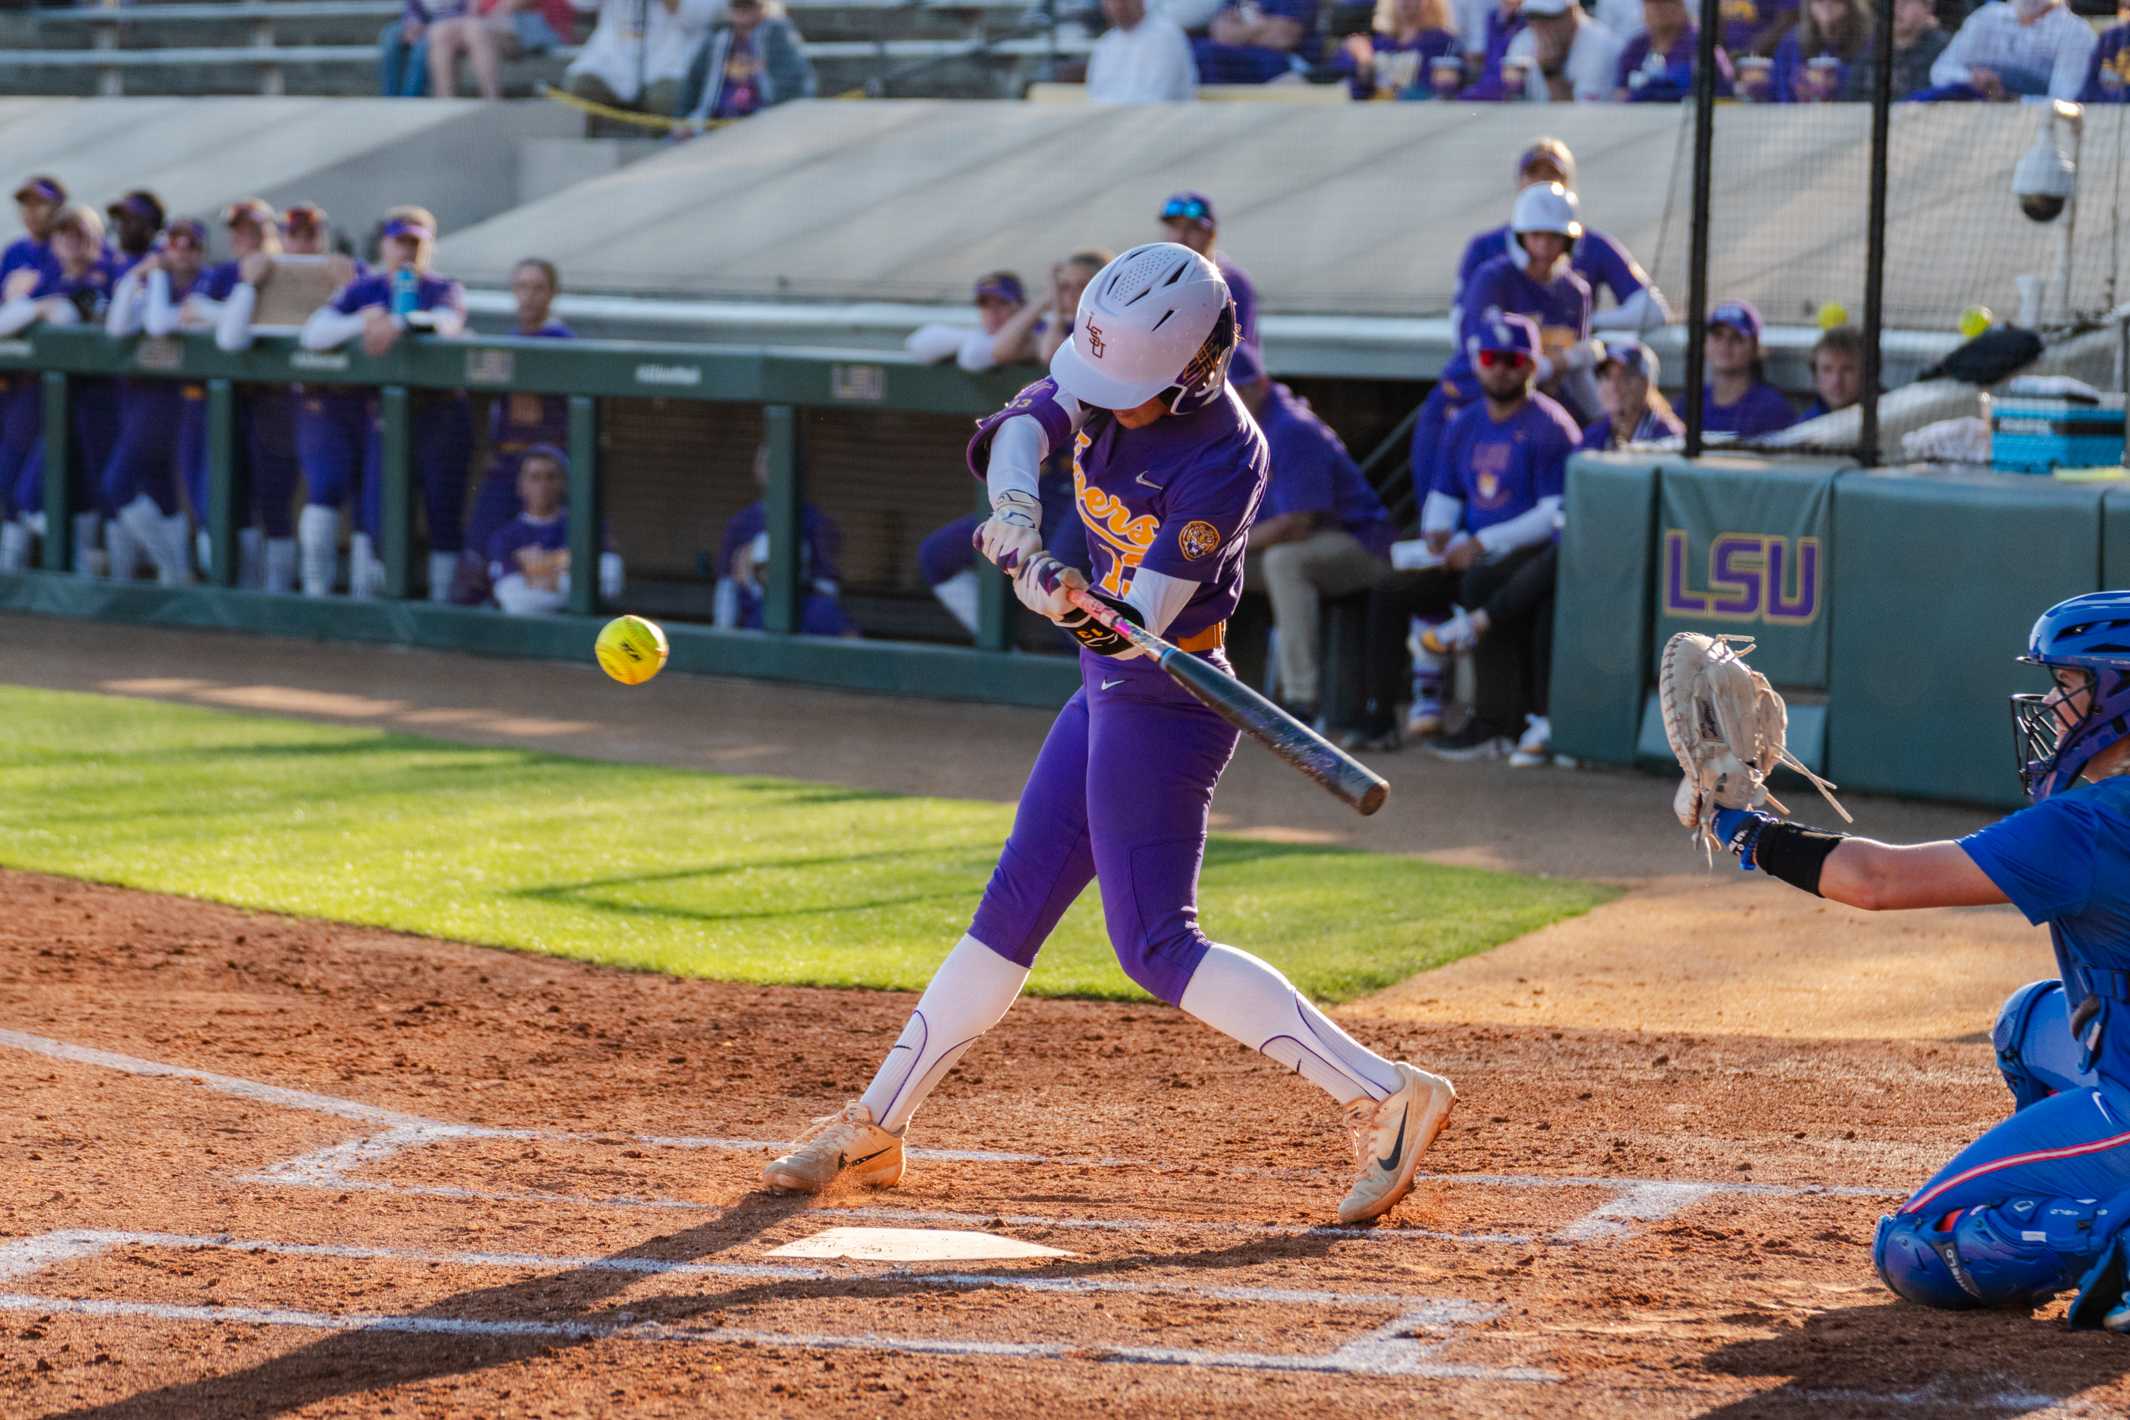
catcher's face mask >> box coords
[2012,664,2130,800]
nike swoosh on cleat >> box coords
[1135,472,1164,490]
[1376,1111,1409,1174]
[846,1145,894,1168]
[1101,677,1124,690]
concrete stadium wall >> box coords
[0,98,588,249]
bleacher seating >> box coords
[0,0,1088,98]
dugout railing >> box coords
[0,325,1087,709]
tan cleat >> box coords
[1338,1063,1456,1224]
[761,1101,906,1193]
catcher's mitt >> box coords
[1660,631,1851,858]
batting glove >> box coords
[976,489,1042,572]
[1012,552,1084,620]
[1711,806,1780,871]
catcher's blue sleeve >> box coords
[1960,795,2101,927]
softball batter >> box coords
[764,244,1455,1223]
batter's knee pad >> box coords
[1874,1196,2106,1311]
[1994,979,2066,1111]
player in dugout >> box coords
[760,244,1457,1225]
[1701,592,2130,1333]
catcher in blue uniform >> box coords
[1678,592,2130,1329]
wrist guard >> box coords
[1748,821,1846,897]
[1060,591,1143,658]
[991,488,1039,530]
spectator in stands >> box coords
[457,257,575,605]
[1798,323,1865,419]
[1334,0,1457,98]
[1578,337,1682,449]
[2080,0,2130,100]
[428,0,574,100]
[380,0,437,97]
[1501,0,1626,99]
[906,272,1042,372]
[488,445,622,615]
[1615,0,1733,100]
[103,217,207,588]
[565,0,720,118]
[1450,0,1524,90]
[1923,0,2094,99]
[1192,0,1321,83]
[1350,313,1576,761]
[1230,345,1392,724]
[1770,0,1874,99]
[103,191,163,278]
[1701,299,1796,439]
[1456,142,1669,335]
[1886,0,1950,94]
[715,442,858,637]
[1718,0,1795,63]
[682,0,817,123]
[299,208,471,601]
[0,204,114,578]
[1157,191,1258,349]
[1087,0,1199,101]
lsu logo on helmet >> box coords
[1085,322,1106,359]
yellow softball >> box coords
[1815,301,1850,331]
[1960,305,1994,340]
[595,614,669,686]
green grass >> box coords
[0,686,1614,1001]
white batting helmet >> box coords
[1510,182,1582,274]
[1050,243,1238,414]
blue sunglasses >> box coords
[1160,198,1211,223]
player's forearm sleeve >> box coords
[1473,495,1562,558]
[142,269,181,336]
[0,297,43,336]
[955,328,1002,373]
[904,322,966,363]
[300,305,367,350]
[985,415,1047,504]
[215,283,259,351]
[1591,285,1669,331]
[1122,565,1198,638]
[1421,491,1464,537]
[105,272,145,337]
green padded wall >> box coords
[1551,455,1656,765]
[1828,472,2107,808]
[2106,485,2130,587]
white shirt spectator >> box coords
[1929,0,2096,99]
[1505,4,1625,98]
[1087,3,1199,101]
[565,0,720,104]
[1592,0,1645,40]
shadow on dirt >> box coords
[1692,1300,2128,1419]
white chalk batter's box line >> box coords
[2,1026,1892,1247]
[0,1229,1555,1383]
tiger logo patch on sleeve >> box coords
[1178,519,1222,561]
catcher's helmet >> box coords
[1049,243,1237,416]
[2011,590,2130,800]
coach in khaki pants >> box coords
[1233,346,1394,722]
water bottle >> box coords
[390,265,419,320]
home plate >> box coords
[767,1227,1074,1262]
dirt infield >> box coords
[2,617,2121,1417]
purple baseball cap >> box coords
[14,174,65,205]
[163,217,207,247]
[520,442,569,472]
[1159,190,1216,229]
[1469,309,1541,361]
[380,215,434,241]
[974,272,1024,306]
[107,189,166,228]
[1709,299,1763,343]
[1517,139,1575,188]
[1597,336,1658,382]
[222,197,276,229]
[1227,340,1265,386]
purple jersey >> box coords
[29,260,114,323]
[1434,391,1578,532]
[968,377,1268,644]
[2080,22,2130,101]
[197,260,242,303]
[1,235,55,290]
[1256,382,1392,557]
[1218,255,1259,351]
[1617,27,1733,100]
[1442,253,1591,400]
[1578,404,1685,451]
[1334,27,1457,98]
[333,269,465,320]
[488,320,574,465]
[487,510,569,582]
[1702,380,1795,439]
[1455,223,1651,310]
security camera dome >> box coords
[2020,191,2069,224]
